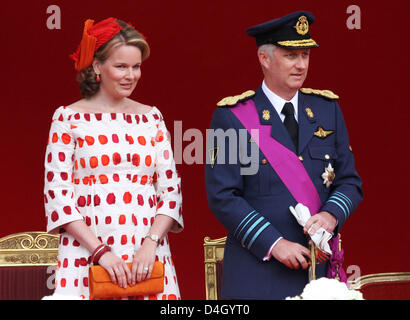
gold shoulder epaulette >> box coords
[217,90,255,107]
[300,88,339,100]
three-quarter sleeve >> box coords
[43,108,84,234]
[153,111,183,233]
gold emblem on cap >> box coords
[305,107,314,118]
[295,15,309,35]
[314,127,334,139]
[262,110,270,120]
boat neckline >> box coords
[59,105,158,116]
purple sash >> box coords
[231,99,346,282]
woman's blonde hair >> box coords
[77,20,150,98]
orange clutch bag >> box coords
[89,261,164,300]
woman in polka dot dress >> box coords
[43,18,183,300]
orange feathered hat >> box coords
[69,17,123,71]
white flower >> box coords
[301,278,349,300]
[345,289,364,300]
[285,278,364,300]
[321,163,335,188]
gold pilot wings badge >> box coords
[314,127,334,139]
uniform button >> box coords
[261,159,267,165]
[324,154,330,160]
[298,156,304,161]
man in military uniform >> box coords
[205,11,363,299]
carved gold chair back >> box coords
[0,231,59,266]
[0,231,59,299]
[349,272,410,299]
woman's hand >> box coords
[98,252,132,288]
[130,215,174,285]
[131,238,157,285]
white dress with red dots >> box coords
[43,105,183,300]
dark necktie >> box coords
[281,102,299,151]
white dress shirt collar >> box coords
[261,80,299,122]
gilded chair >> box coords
[203,236,226,300]
[349,272,410,300]
[0,231,59,299]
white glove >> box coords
[289,203,332,255]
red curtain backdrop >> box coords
[1,0,409,299]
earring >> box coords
[96,74,101,82]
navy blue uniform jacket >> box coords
[205,87,363,299]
